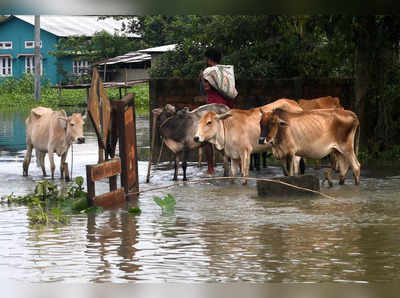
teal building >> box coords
[0,15,128,85]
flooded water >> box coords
[1,109,400,283]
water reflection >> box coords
[1,109,400,283]
[0,110,27,151]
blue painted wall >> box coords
[0,17,73,85]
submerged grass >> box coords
[0,176,101,226]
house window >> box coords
[72,60,89,75]
[0,57,12,77]
[25,41,42,49]
[0,41,12,49]
[25,56,42,75]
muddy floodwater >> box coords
[1,109,400,283]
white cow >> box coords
[23,107,86,179]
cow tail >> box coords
[355,122,360,156]
[35,149,41,168]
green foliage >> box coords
[128,207,142,216]
[145,15,356,79]
[0,76,149,114]
[0,176,101,226]
[50,30,141,64]
[153,194,176,213]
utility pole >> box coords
[34,15,41,101]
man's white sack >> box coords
[202,65,238,100]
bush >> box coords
[0,75,149,114]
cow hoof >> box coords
[339,179,345,185]
[207,170,215,176]
[183,178,188,182]
[172,177,178,181]
[23,173,27,177]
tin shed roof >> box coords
[138,44,177,53]
[12,15,138,37]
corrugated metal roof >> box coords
[138,44,177,53]
[13,15,139,38]
[97,52,151,65]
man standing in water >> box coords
[198,48,237,175]
[200,48,235,108]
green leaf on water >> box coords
[75,176,84,187]
[71,197,89,212]
[153,194,176,213]
[81,206,103,214]
[128,207,142,216]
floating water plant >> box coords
[153,194,176,213]
[0,176,101,226]
[128,207,142,216]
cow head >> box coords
[258,109,288,145]
[65,112,86,144]
[155,104,177,128]
[194,111,231,145]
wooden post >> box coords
[34,15,41,101]
[124,68,128,96]
[104,64,107,82]
[86,165,95,206]
[146,112,158,183]
[111,93,139,194]
[85,87,90,106]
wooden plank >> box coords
[99,79,111,150]
[115,96,139,194]
[89,158,121,181]
[88,69,101,142]
[93,188,125,208]
[86,165,95,206]
[124,106,139,191]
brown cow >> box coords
[193,99,303,184]
[23,107,86,179]
[298,96,343,170]
[258,108,360,185]
[298,96,342,110]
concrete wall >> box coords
[149,78,354,163]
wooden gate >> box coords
[86,68,139,207]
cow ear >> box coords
[58,117,68,129]
[216,113,232,121]
[81,109,87,120]
[278,119,288,127]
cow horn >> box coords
[81,109,88,120]
[216,113,232,121]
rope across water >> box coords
[135,176,336,200]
